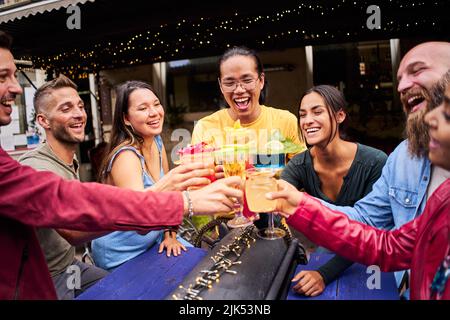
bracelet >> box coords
[183,190,194,219]
[163,229,176,237]
[164,227,178,234]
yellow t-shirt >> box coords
[190,105,304,229]
[191,105,304,150]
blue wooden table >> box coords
[77,246,207,300]
[287,254,399,300]
[77,247,399,300]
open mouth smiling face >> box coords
[402,91,428,114]
[305,127,321,136]
[68,121,85,134]
[147,118,162,129]
[0,95,17,122]
[0,95,15,109]
[233,97,251,111]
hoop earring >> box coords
[126,124,143,144]
[127,124,136,133]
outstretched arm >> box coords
[0,149,243,232]
[319,156,396,230]
[268,180,419,272]
[0,149,184,231]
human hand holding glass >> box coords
[178,143,217,188]
[152,162,213,192]
[246,168,285,240]
[218,145,253,228]
[265,179,304,218]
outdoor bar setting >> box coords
[0,0,448,312]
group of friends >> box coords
[0,29,448,300]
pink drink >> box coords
[178,142,216,182]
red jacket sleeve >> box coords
[286,194,420,272]
[0,149,184,232]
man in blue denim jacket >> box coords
[319,42,450,288]
[332,140,429,230]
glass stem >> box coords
[235,201,243,217]
[268,213,275,234]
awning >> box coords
[0,0,448,76]
[0,0,95,23]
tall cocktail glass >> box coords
[245,168,285,240]
[218,144,253,228]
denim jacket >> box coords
[321,140,431,286]
[322,140,430,229]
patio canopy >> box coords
[0,0,447,76]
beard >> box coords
[52,124,85,145]
[402,84,432,158]
[404,106,430,158]
[405,71,450,158]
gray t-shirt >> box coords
[19,143,79,277]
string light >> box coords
[21,0,446,79]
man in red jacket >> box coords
[269,74,450,299]
[0,31,242,299]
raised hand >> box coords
[266,179,304,217]
[214,164,225,180]
[152,162,214,192]
[186,176,243,215]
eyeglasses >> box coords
[219,77,260,93]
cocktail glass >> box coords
[246,168,285,240]
[178,142,217,188]
[218,144,253,229]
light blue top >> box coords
[321,140,431,286]
[92,136,190,271]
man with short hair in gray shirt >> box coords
[19,74,109,299]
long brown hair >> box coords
[97,80,160,182]
[298,85,348,147]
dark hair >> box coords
[34,74,78,114]
[0,31,12,50]
[218,46,267,104]
[98,80,159,182]
[431,69,450,109]
[298,85,348,146]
